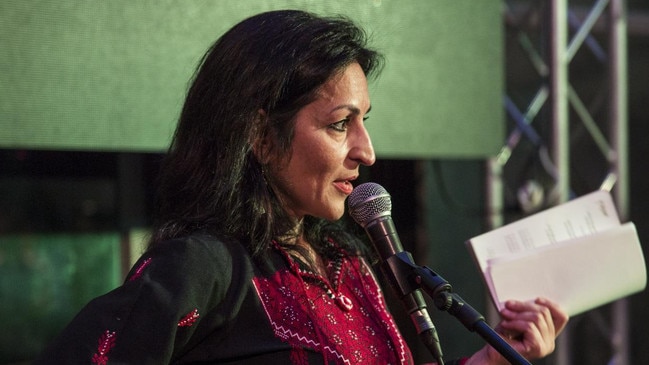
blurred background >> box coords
[1,1,647,364]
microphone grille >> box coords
[348,182,392,227]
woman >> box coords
[36,10,567,364]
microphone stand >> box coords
[385,252,532,365]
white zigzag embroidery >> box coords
[252,280,352,364]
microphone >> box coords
[348,182,444,364]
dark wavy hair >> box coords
[149,10,383,260]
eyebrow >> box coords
[330,104,372,115]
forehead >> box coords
[313,63,370,108]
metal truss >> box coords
[487,0,629,364]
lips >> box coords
[333,179,355,195]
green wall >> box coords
[0,233,122,363]
[0,0,503,158]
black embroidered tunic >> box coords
[34,233,415,364]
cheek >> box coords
[289,130,345,185]
[301,144,339,178]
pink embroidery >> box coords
[178,308,200,327]
[129,257,152,281]
[91,330,116,365]
[252,256,413,364]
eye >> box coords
[329,118,350,132]
[329,115,370,132]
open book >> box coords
[466,190,647,316]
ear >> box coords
[251,109,272,164]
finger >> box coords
[501,300,547,321]
[499,313,547,336]
[504,299,558,330]
[499,319,546,357]
[499,313,554,358]
[501,303,555,341]
[535,297,569,335]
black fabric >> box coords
[34,234,302,364]
[34,233,464,364]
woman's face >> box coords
[269,62,375,221]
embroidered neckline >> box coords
[272,239,353,311]
[253,249,414,363]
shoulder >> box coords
[126,233,254,296]
[34,234,258,364]
[142,233,248,266]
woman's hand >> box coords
[465,297,569,365]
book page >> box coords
[488,222,646,315]
[467,190,620,278]
[465,190,647,315]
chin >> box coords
[312,200,346,221]
[317,210,345,222]
[331,210,346,221]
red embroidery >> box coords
[129,257,152,281]
[178,308,200,327]
[91,330,116,365]
[252,256,412,364]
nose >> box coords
[350,123,376,166]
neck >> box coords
[275,218,327,276]
[286,235,327,277]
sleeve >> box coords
[33,235,249,365]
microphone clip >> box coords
[383,252,453,307]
